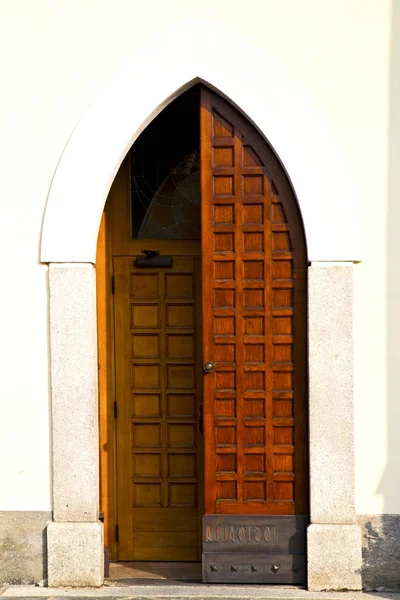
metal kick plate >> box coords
[202,552,306,584]
[203,515,308,554]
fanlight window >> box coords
[130,90,200,240]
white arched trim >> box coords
[40,20,361,263]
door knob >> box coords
[203,361,215,373]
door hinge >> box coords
[115,524,119,543]
[198,403,203,434]
[111,276,115,294]
[114,401,118,419]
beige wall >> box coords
[0,0,394,513]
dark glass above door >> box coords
[130,88,200,240]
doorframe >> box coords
[41,79,362,590]
[96,210,118,560]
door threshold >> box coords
[108,561,202,583]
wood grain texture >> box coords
[113,249,202,561]
[96,209,118,559]
[200,86,308,516]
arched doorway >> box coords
[97,84,308,583]
[43,73,361,589]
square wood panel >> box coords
[272,317,292,335]
[214,261,235,281]
[131,304,159,328]
[214,316,235,335]
[214,289,235,308]
[273,481,294,500]
[273,426,293,445]
[214,204,234,225]
[244,426,265,446]
[244,344,264,363]
[244,398,265,418]
[215,343,236,363]
[273,399,293,418]
[272,260,293,279]
[213,146,234,167]
[215,398,236,417]
[167,394,196,418]
[166,304,194,327]
[216,481,236,500]
[217,454,237,472]
[132,393,161,418]
[243,232,264,253]
[273,344,293,362]
[132,334,159,359]
[166,334,194,359]
[244,371,265,391]
[245,454,266,473]
[214,232,234,252]
[273,454,293,473]
[272,232,291,252]
[244,481,266,500]
[132,364,160,389]
[169,483,196,507]
[243,316,264,335]
[273,371,293,391]
[243,204,264,224]
[167,364,195,388]
[273,289,293,308]
[244,260,264,280]
[213,175,234,196]
[165,274,193,298]
[133,423,161,448]
[243,289,264,309]
[216,371,236,391]
[133,454,161,477]
[168,454,196,478]
[243,175,264,196]
[134,483,161,507]
[130,273,159,298]
[168,423,195,447]
[216,426,236,446]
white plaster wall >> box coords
[0,0,393,512]
[355,0,400,516]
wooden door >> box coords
[200,87,308,518]
[114,248,203,561]
[108,89,204,561]
[98,85,308,578]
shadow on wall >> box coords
[361,0,400,590]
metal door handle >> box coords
[203,361,215,373]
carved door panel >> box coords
[114,249,202,561]
[200,87,308,583]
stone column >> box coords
[307,263,362,590]
[47,264,103,587]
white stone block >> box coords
[47,521,103,587]
[307,523,362,591]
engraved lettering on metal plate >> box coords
[205,525,277,544]
[202,515,308,584]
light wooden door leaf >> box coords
[114,251,202,560]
